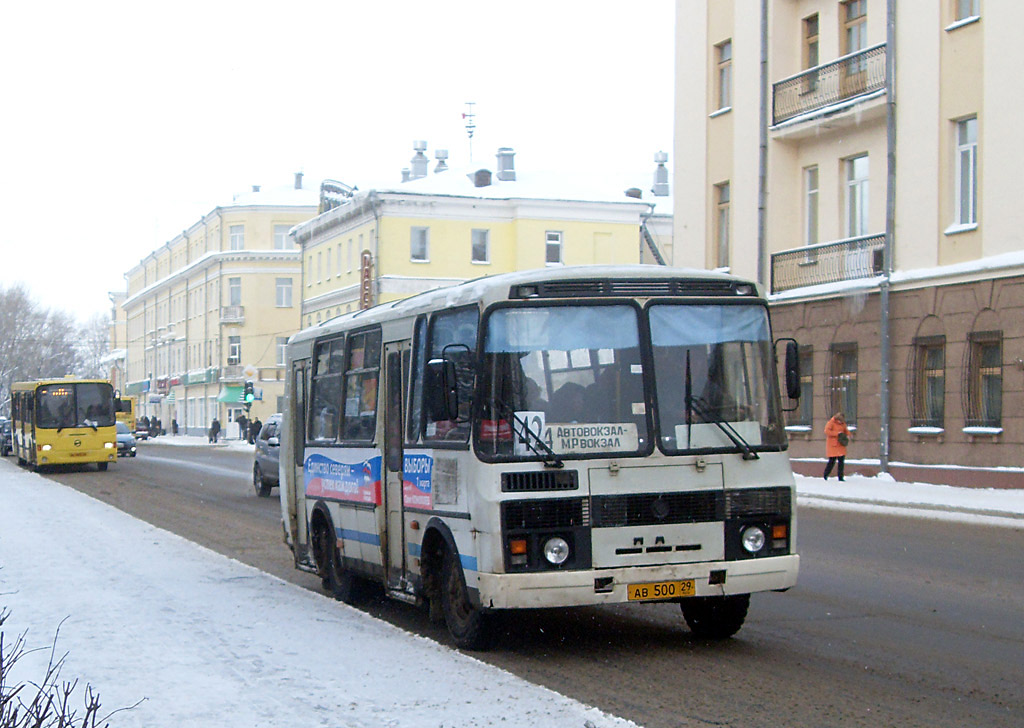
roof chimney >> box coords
[294,171,304,189]
[625,188,642,199]
[434,149,449,173]
[472,169,492,188]
[401,168,411,183]
[651,151,669,197]
[410,140,429,180]
[252,185,261,193]
[495,147,516,181]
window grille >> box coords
[908,336,945,427]
[962,331,1002,427]
[828,343,857,426]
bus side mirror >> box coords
[426,358,459,421]
[783,340,801,401]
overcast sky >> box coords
[0,0,675,321]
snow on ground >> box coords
[0,459,637,728]
[2,444,1021,727]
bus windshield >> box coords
[649,303,785,454]
[478,304,648,458]
[36,382,115,430]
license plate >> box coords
[627,579,695,601]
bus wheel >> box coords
[680,594,750,639]
[440,547,492,650]
[253,464,272,497]
[97,462,109,472]
[319,525,359,604]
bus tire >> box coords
[253,464,272,498]
[97,462,109,472]
[315,520,360,605]
[680,594,749,639]
[441,547,492,651]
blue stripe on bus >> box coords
[335,527,381,547]
[406,543,477,572]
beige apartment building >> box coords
[122,176,317,436]
[293,145,673,326]
[676,1,1024,481]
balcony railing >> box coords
[770,233,885,294]
[772,43,886,125]
[221,305,244,323]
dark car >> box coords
[253,413,282,497]
[0,418,12,457]
[116,421,138,457]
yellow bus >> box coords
[11,378,119,471]
[115,394,136,428]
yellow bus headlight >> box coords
[104,442,115,449]
[41,444,52,451]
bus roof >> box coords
[11,378,112,391]
[289,264,762,347]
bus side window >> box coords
[425,307,478,443]
[340,328,382,442]
[407,316,427,444]
[309,339,343,443]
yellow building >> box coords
[122,175,317,436]
[675,1,1024,479]
[293,146,673,326]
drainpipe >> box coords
[879,0,897,473]
[756,0,769,287]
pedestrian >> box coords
[171,419,178,436]
[823,411,851,481]
[236,413,248,441]
[249,417,262,444]
[209,417,221,444]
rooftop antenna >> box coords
[462,101,476,164]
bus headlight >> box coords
[543,536,570,565]
[41,444,52,451]
[104,442,115,449]
[741,526,766,554]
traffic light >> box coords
[243,380,255,404]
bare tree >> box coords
[76,313,111,380]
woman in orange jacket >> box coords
[823,412,850,481]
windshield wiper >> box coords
[686,395,759,460]
[491,399,563,469]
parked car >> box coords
[134,419,150,441]
[252,413,282,497]
[116,422,138,457]
[1,418,12,457]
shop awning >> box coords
[217,385,244,403]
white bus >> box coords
[279,265,801,649]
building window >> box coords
[347,239,354,272]
[956,0,980,21]
[326,248,332,279]
[545,231,563,265]
[965,332,1001,427]
[842,0,868,82]
[911,337,945,428]
[828,343,858,426]
[228,277,241,306]
[845,154,869,237]
[276,337,288,367]
[715,40,732,110]
[715,182,730,268]
[276,278,293,308]
[274,224,291,249]
[955,116,978,226]
[336,243,342,276]
[317,251,322,282]
[804,166,819,246]
[229,225,244,251]
[804,14,820,69]
[227,335,241,365]
[411,227,429,262]
[471,229,490,263]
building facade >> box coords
[122,176,317,436]
[675,1,1024,479]
[293,147,674,326]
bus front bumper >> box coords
[474,554,799,610]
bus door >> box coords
[382,340,411,589]
[289,359,311,550]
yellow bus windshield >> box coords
[37,382,116,430]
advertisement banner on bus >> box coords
[402,452,433,509]
[304,448,381,504]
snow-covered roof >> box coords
[227,182,320,209]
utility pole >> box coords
[880,0,897,473]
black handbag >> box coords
[837,432,849,447]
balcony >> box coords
[770,233,884,294]
[221,364,245,380]
[772,43,886,126]
[220,305,245,324]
